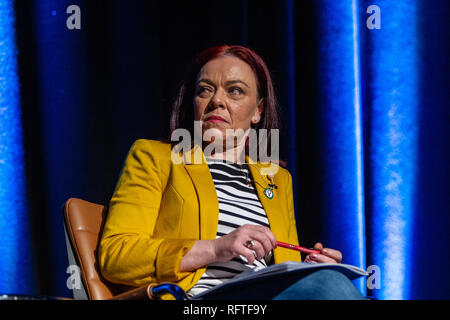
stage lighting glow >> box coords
[365,1,418,300]
[315,0,367,295]
[0,0,35,295]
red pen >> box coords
[276,241,321,255]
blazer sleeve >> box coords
[98,140,197,287]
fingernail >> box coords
[312,254,318,259]
[322,249,328,254]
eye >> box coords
[197,86,213,97]
[228,86,244,95]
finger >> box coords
[261,226,277,248]
[243,237,269,260]
[243,225,277,249]
[248,241,266,260]
[304,255,318,264]
[309,253,339,264]
[241,248,256,265]
[248,233,274,256]
[242,225,276,254]
[321,248,343,263]
[313,242,324,251]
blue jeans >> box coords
[273,269,364,300]
[199,269,365,300]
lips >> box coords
[206,115,227,123]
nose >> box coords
[209,88,226,109]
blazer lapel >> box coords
[247,161,285,240]
[183,145,219,240]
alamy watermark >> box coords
[366,5,381,30]
[366,264,381,290]
[66,265,82,290]
[65,4,380,31]
[66,5,81,30]
[171,121,280,175]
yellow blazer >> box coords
[98,139,301,293]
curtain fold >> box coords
[32,0,90,296]
[0,0,35,295]
[361,0,419,300]
[314,0,367,295]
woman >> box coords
[98,45,363,299]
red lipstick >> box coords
[206,115,226,123]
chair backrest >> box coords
[63,198,124,300]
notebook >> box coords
[194,261,368,299]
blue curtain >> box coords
[0,0,36,295]
[314,0,367,295]
[314,0,449,299]
[1,0,449,299]
[361,0,419,299]
[31,0,91,297]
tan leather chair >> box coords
[63,197,187,300]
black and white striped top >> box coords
[187,158,270,297]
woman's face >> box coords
[193,55,263,141]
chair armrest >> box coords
[109,283,188,300]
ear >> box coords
[252,98,264,124]
[257,98,264,114]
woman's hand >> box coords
[180,224,277,272]
[304,242,342,264]
[213,224,277,265]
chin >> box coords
[202,126,226,141]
